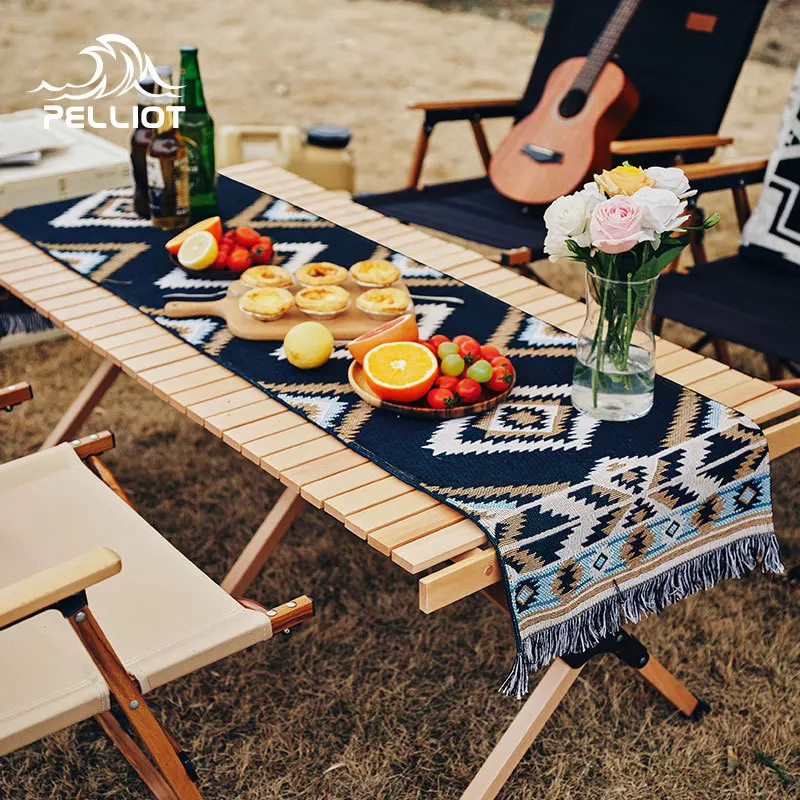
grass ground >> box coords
[1,0,799,797]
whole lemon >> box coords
[283,321,334,369]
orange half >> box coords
[165,216,223,255]
[347,313,419,365]
[363,341,438,403]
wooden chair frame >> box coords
[404,96,734,266]
[1,386,314,799]
[3,160,799,800]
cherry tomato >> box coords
[456,378,481,404]
[251,243,273,264]
[222,229,237,241]
[491,356,514,370]
[212,249,229,270]
[429,334,450,351]
[438,341,460,359]
[480,344,501,361]
[459,340,481,365]
[435,375,460,393]
[235,227,260,247]
[452,334,480,350]
[419,340,439,357]
[466,359,493,383]
[227,247,252,271]
[257,235,273,248]
[427,388,457,409]
[487,364,514,393]
[440,354,465,377]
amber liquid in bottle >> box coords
[130,78,155,218]
[147,99,190,230]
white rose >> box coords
[631,186,689,238]
[644,166,697,199]
[543,191,593,260]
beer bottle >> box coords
[130,76,155,218]
[179,46,217,220]
[147,93,190,230]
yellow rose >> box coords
[595,165,655,197]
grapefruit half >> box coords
[347,313,418,364]
[165,216,223,255]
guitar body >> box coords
[489,57,639,205]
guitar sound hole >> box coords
[559,89,587,119]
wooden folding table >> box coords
[2,160,799,800]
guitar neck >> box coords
[574,0,642,93]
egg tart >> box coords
[240,265,292,289]
[295,285,351,319]
[295,262,348,287]
[239,287,294,321]
[349,259,401,288]
[356,287,411,319]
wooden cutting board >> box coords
[162,278,412,341]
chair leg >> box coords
[95,711,180,800]
[221,487,306,595]
[68,605,203,799]
[41,360,121,449]
[407,122,433,190]
[460,659,584,800]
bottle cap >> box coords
[180,46,198,54]
[306,124,351,149]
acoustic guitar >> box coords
[489,0,642,205]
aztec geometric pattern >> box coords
[3,177,781,698]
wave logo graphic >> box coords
[28,34,180,101]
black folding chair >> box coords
[357,0,767,266]
[654,157,800,390]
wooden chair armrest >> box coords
[681,158,769,182]
[237,594,314,632]
[1,382,33,411]
[408,97,521,112]
[0,548,121,630]
[69,430,116,459]
[610,135,734,156]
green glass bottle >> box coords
[179,46,217,220]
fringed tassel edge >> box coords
[500,532,783,699]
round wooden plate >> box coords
[348,360,515,419]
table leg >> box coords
[221,487,306,595]
[41,359,121,449]
[460,658,584,800]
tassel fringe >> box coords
[500,532,783,699]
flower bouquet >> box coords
[543,164,719,421]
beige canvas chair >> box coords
[0,382,313,799]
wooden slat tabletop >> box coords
[2,159,799,615]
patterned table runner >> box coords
[2,176,781,697]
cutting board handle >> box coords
[163,299,224,319]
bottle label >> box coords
[146,154,165,189]
[147,154,189,220]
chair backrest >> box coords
[516,0,768,162]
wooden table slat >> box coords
[280,449,367,492]
[345,491,439,539]
[300,461,390,508]
[324,476,414,522]
[204,399,286,436]
[368,504,465,556]
[392,519,487,573]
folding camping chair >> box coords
[654,104,800,390]
[0,382,314,799]
[358,0,767,266]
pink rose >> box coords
[589,195,643,254]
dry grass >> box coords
[1,0,799,797]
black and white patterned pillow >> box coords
[741,62,800,267]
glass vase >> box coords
[571,269,658,422]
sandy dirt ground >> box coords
[0,2,798,798]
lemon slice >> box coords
[177,231,218,270]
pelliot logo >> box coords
[28,34,184,130]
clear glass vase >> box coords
[571,269,658,422]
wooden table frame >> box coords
[2,160,798,800]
